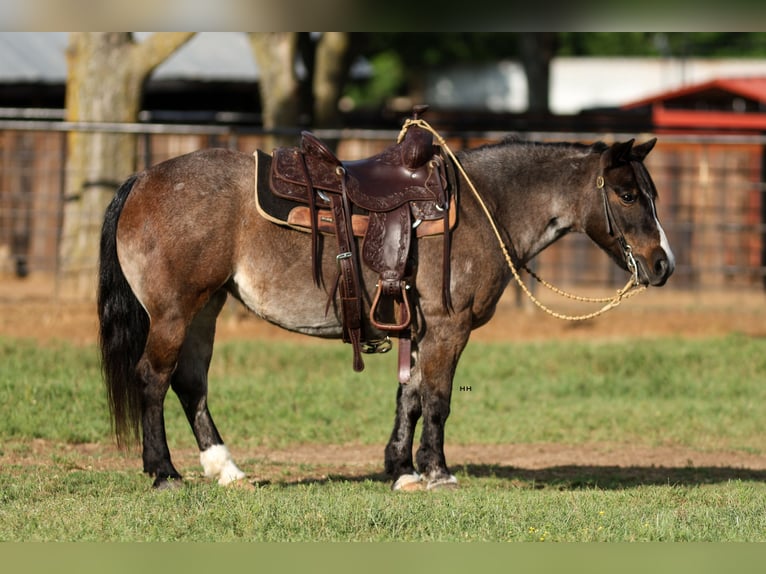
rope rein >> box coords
[398,118,646,321]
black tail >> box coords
[97,175,149,448]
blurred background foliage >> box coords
[344,32,766,109]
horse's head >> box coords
[586,138,675,287]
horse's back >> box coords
[129,147,253,205]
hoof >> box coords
[200,444,246,486]
[392,473,424,492]
[216,466,247,486]
[426,475,458,491]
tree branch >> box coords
[131,32,196,75]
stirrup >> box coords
[370,280,411,331]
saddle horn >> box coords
[400,105,434,169]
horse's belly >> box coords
[230,268,343,338]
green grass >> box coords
[1,466,765,542]
[1,333,765,541]
[4,334,761,451]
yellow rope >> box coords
[399,118,646,321]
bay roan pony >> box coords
[98,134,674,490]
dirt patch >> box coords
[4,439,766,488]
[2,273,766,483]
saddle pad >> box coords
[254,149,456,238]
[255,150,365,229]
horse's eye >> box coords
[619,192,637,204]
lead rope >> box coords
[398,118,646,322]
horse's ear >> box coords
[600,139,634,169]
[631,137,657,161]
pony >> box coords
[98,133,674,490]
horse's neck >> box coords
[460,144,595,263]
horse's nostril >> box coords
[650,251,675,286]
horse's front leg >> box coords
[414,350,460,490]
[385,322,469,491]
[385,375,423,491]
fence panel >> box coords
[0,129,64,276]
[0,122,763,297]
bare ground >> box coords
[3,273,766,486]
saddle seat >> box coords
[272,131,445,213]
[266,106,454,382]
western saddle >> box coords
[267,106,454,383]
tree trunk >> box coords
[312,32,351,129]
[518,33,558,115]
[59,32,194,298]
[249,33,301,150]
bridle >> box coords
[597,173,640,287]
[398,118,646,321]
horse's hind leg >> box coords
[170,289,246,486]
[136,316,189,489]
[137,290,225,489]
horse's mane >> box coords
[459,136,608,166]
[458,136,658,198]
[464,136,608,157]
[502,135,608,151]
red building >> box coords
[623,77,766,134]
[622,77,766,288]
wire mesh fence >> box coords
[0,120,764,299]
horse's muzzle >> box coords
[637,246,675,287]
